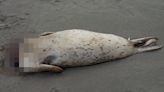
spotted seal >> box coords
[19,29,162,72]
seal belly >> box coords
[48,29,134,67]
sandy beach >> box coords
[0,0,164,92]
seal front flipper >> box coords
[39,64,64,73]
[19,64,63,73]
[39,32,54,36]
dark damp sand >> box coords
[0,0,164,92]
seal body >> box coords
[20,29,134,67]
[19,29,162,72]
[50,30,136,67]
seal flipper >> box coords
[131,37,162,54]
[38,64,63,73]
[39,32,54,36]
[131,37,158,47]
[136,45,162,53]
[40,55,63,72]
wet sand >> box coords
[0,0,164,92]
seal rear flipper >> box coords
[136,45,162,53]
[131,37,162,53]
[131,37,158,47]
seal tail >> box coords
[130,37,163,54]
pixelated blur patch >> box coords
[0,35,40,74]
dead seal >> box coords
[19,29,162,73]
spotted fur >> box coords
[20,29,136,68]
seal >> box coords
[19,29,162,73]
